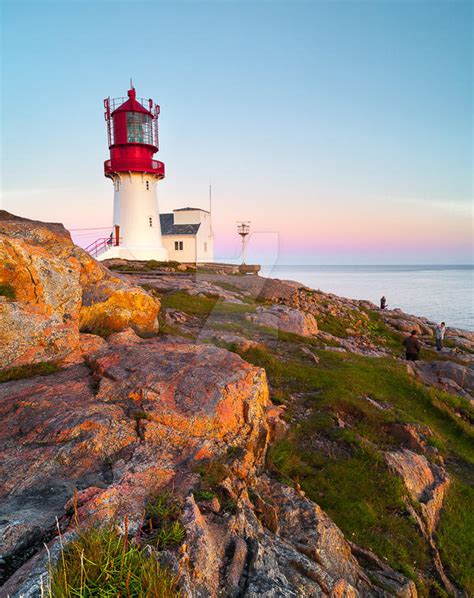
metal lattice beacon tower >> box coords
[100,86,168,261]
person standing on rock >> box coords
[403,330,421,361]
[435,322,446,351]
[380,296,387,310]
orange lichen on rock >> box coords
[0,211,160,370]
[79,286,160,336]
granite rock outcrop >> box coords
[0,334,270,592]
[0,211,160,370]
[1,331,417,597]
[246,304,319,337]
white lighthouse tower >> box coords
[97,86,168,261]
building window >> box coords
[174,241,184,251]
[127,111,153,144]
[146,181,150,190]
[114,179,120,191]
[149,217,153,227]
[204,242,208,252]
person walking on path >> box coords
[380,296,387,310]
[403,330,421,361]
[435,322,446,351]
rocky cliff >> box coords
[1,213,473,597]
[0,211,160,370]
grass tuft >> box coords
[49,525,179,597]
[193,458,237,513]
[143,491,185,549]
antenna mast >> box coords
[237,221,250,265]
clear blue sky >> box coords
[1,0,472,263]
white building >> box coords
[160,207,214,263]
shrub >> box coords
[193,489,216,501]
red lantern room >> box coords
[103,87,165,178]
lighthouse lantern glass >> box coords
[127,112,153,144]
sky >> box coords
[1,0,472,264]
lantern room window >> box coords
[127,112,153,144]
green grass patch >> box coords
[0,283,16,300]
[268,438,430,574]
[437,479,474,594]
[161,291,255,318]
[145,259,181,270]
[210,299,257,316]
[193,489,216,501]
[49,525,179,597]
[0,362,61,383]
[364,310,405,353]
[443,338,474,354]
[159,321,196,340]
[108,263,144,272]
[161,291,218,317]
[239,346,474,465]
[108,260,185,272]
[211,280,242,294]
[237,343,473,591]
[318,313,351,338]
[144,491,185,549]
[364,310,461,363]
[193,458,237,513]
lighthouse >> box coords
[99,86,168,261]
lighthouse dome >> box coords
[111,87,151,116]
[103,86,164,178]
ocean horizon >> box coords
[253,264,474,332]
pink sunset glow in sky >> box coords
[1,1,472,264]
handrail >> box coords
[85,235,120,258]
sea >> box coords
[261,265,474,332]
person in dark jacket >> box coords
[403,330,421,361]
[380,296,387,310]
